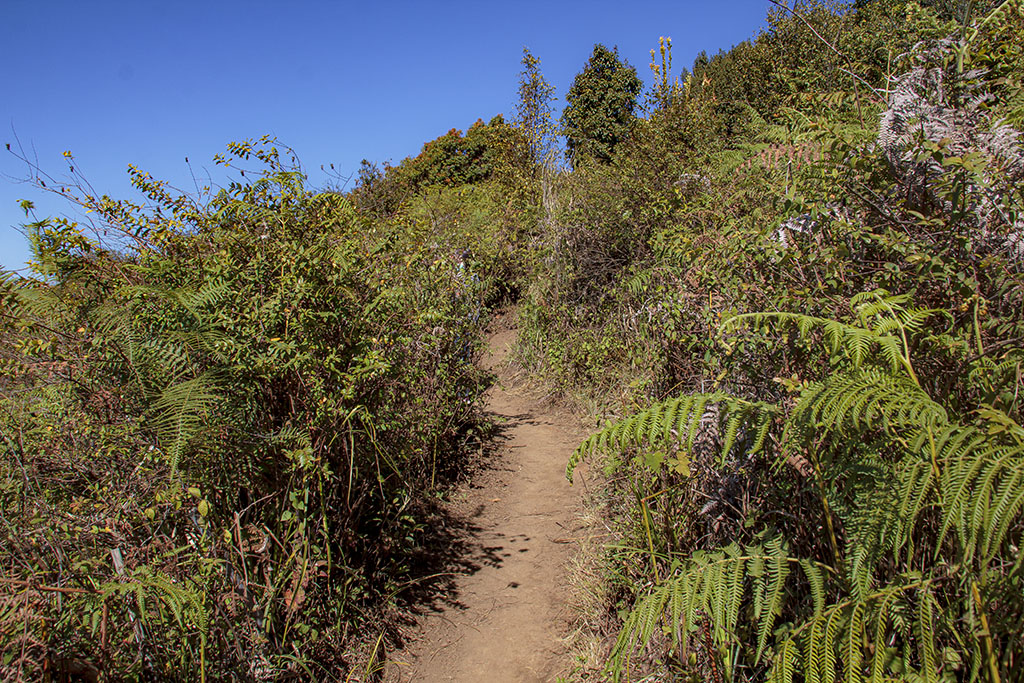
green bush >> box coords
[1,138,493,679]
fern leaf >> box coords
[756,535,791,663]
[919,589,938,683]
[870,595,892,682]
[795,368,946,437]
[149,373,222,472]
[567,393,778,481]
[845,603,864,683]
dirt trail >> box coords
[388,318,586,682]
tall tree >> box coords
[516,47,558,170]
[561,44,642,165]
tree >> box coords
[516,47,558,170]
[561,44,643,165]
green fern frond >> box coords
[722,311,906,373]
[149,373,223,473]
[594,291,1022,681]
[566,393,779,481]
[756,534,792,663]
[623,267,655,297]
[918,589,939,683]
[92,565,209,635]
[794,368,947,437]
[612,539,807,680]
[723,292,946,380]
[850,289,910,322]
[932,419,1024,566]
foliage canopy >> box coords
[561,44,643,165]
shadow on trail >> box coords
[387,408,528,639]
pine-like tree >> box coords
[561,44,642,165]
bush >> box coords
[1,138,493,679]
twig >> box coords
[111,548,146,649]
[0,577,95,594]
[768,0,885,103]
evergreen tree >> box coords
[561,44,642,165]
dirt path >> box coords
[387,318,586,682]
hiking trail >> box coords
[387,315,587,682]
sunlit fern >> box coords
[577,292,1023,681]
[566,392,778,482]
[75,565,210,662]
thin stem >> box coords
[767,0,884,101]
[808,442,842,571]
[972,579,1002,683]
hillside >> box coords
[3,1,1024,680]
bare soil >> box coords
[386,315,588,682]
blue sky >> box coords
[1,0,771,270]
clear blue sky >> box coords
[1,0,771,271]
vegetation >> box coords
[561,44,643,166]
[3,0,1024,680]
[0,135,531,679]
[529,1,1024,680]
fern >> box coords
[930,419,1024,567]
[566,393,778,482]
[148,373,222,473]
[592,293,1024,682]
[613,539,814,680]
[721,290,948,379]
[793,367,947,437]
[81,565,210,650]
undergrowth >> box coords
[1,127,533,680]
[522,1,1024,681]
